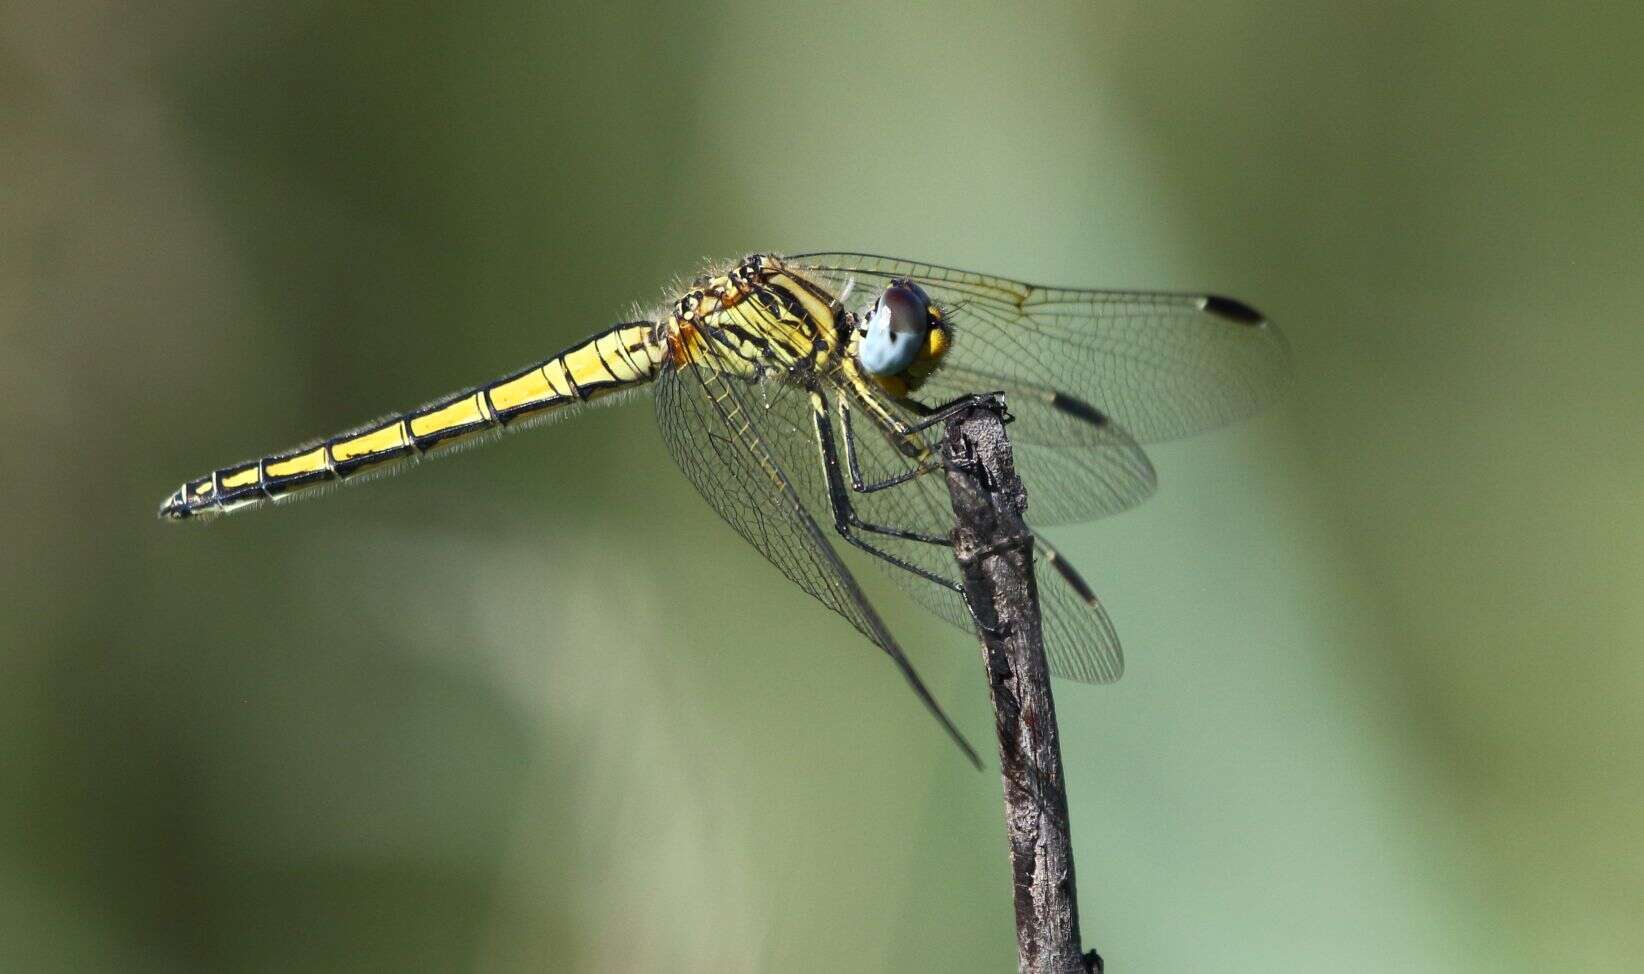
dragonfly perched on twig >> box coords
[160,253,1288,764]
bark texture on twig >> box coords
[942,395,1101,974]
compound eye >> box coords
[857,283,931,376]
[879,282,930,334]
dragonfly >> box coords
[159,253,1288,765]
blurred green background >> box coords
[4,2,1641,971]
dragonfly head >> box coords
[855,279,948,391]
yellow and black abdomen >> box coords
[159,322,663,520]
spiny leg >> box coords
[809,391,961,590]
[837,388,1011,491]
[833,394,954,546]
[837,393,945,496]
[884,390,1010,437]
[810,390,1005,632]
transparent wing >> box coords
[760,372,1126,684]
[653,341,979,764]
[789,252,1291,446]
[1011,441,1154,527]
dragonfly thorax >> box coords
[663,255,842,375]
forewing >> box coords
[789,252,1290,445]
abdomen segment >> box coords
[159,322,662,520]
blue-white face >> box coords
[856,280,933,376]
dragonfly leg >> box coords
[834,397,952,545]
[837,394,942,494]
[813,390,1010,636]
[885,391,1010,438]
[828,506,960,589]
[811,393,962,586]
[837,389,1012,499]
[820,510,1006,638]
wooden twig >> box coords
[941,394,1101,974]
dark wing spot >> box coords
[1201,294,1265,325]
[1049,392,1110,428]
[1043,548,1098,604]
